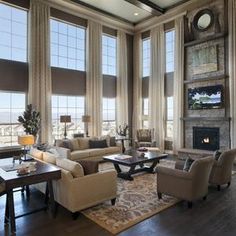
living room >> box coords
[0,0,236,235]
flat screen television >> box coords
[188,85,223,110]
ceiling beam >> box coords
[125,0,164,16]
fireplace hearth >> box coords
[193,127,220,151]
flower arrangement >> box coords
[116,124,129,137]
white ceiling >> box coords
[76,0,189,23]
[77,0,152,23]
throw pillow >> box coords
[183,157,195,172]
[110,136,116,147]
[214,150,222,161]
[56,159,84,178]
[58,140,74,151]
[89,139,108,149]
[78,160,99,175]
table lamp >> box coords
[60,115,71,139]
[18,135,35,161]
[82,115,91,137]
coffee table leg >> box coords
[115,164,136,181]
[113,163,122,173]
[148,160,159,173]
[47,180,56,218]
[4,194,9,224]
[8,190,16,233]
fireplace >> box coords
[193,127,220,151]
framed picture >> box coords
[192,45,218,75]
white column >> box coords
[86,20,102,137]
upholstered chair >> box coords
[135,129,156,148]
[209,149,236,191]
[156,156,214,208]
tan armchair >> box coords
[209,149,236,191]
[135,129,156,148]
[156,156,214,208]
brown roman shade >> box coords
[102,26,117,37]
[103,75,116,98]
[142,30,150,39]
[0,59,28,92]
[1,0,29,9]
[52,67,86,96]
[165,72,174,97]
[164,21,175,31]
[142,77,149,98]
[50,8,87,27]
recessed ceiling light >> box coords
[134,12,139,16]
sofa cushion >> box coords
[43,152,57,165]
[29,148,43,160]
[89,139,108,149]
[183,157,195,172]
[70,138,80,151]
[104,146,121,154]
[56,158,84,178]
[78,160,99,175]
[70,150,90,160]
[89,148,106,156]
[77,138,90,150]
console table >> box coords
[0,158,61,234]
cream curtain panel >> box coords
[28,0,52,143]
[228,0,236,148]
[86,20,102,137]
[173,16,184,154]
[149,25,165,151]
[117,30,128,127]
[132,33,142,142]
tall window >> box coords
[0,3,27,62]
[50,19,86,71]
[142,38,150,128]
[102,98,116,136]
[0,92,26,147]
[52,95,85,139]
[102,34,116,76]
[102,34,117,134]
[142,38,150,77]
[142,98,149,129]
[165,30,175,139]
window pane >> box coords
[52,95,85,140]
[0,92,26,147]
[165,30,175,73]
[0,3,27,62]
[142,38,150,77]
[50,19,86,71]
[102,35,117,76]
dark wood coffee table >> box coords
[103,150,167,180]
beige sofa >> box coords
[30,149,117,214]
[55,136,122,162]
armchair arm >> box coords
[156,166,193,180]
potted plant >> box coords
[18,104,40,143]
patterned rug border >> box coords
[82,197,179,235]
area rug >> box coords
[82,160,178,235]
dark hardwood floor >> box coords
[1,171,236,235]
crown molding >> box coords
[134,0,214,32]
[47,0,135,34]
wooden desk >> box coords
[0,158,61,234]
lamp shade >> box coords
[82,115,91,123]
[60,115,71,123]
[18,135,35,146]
